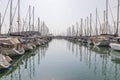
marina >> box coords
[1,0,120,80]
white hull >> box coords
[110,43,120,51]
[0,54,11,69]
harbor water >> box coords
[0,39,120,80]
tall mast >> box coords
[109,2,116,34]
[32,7,35,31]
[90,13,92,36]
[97,12,102,34]
[104,10,106,34]
[18,0,20,32]
[0,13,1,34]
[85,19,87,36]
[9,0,12,33]
[22,19,24,31]
[80,18,83,36]
[43,21,45,35]
[38,17,40,32]
[96,8,98,35]
[115,0,120,36]
[76,22,78,37]
[29,5,31,31]
[106,0,108,34]
[72,25,75,37]
[87,16,89,36]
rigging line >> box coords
[97,15,102,34]
[108,1,115,23]
[95,9,101,28]
[93,20,97,35]
[8,0,19,33]
[11,0,18,23]
[108,1,116,34]
[1,0,10,27]
[91,23,94,36]
[34,20,38,31]
[97,14,101,27]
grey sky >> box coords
[0,0,118,34]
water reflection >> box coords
[110,51,120,80]
[0,43,49,80]
[111,51,120,63]
[1,40,120,80]
[67,41,120,80]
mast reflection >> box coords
[0,43,49,80]
[67,41,120,80]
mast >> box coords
[106,0,108,34]
[104,10,106,34]
[9,0,13,33]
[115,0,120,36]
[80,18,83,36]
[40,21,43,35]
[69,27,71,37]
[18,0,20,32]
[97,12,102,34]
[42,21,45,35]
[29,5,31,31]
[90,13,92,36]
[0,13,1,34]
[96,8,98,35]
[85,19,87,36]
[38,17,40,32]
[109,2,116,34]
[72,25,75,37]
[22,19,24,31]
[76,22,78,37]
[87,16,89,36]
[32,7,35,31]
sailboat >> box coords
[109,0,120,51]
[0,54,11,70]
[15,37,33,52]
[0,37,25,56]
[93,1,115,47]
[93,34,111,47]
[110,37,120,51]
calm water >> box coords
[0,39,120,80]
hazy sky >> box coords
[0,0,118,34]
